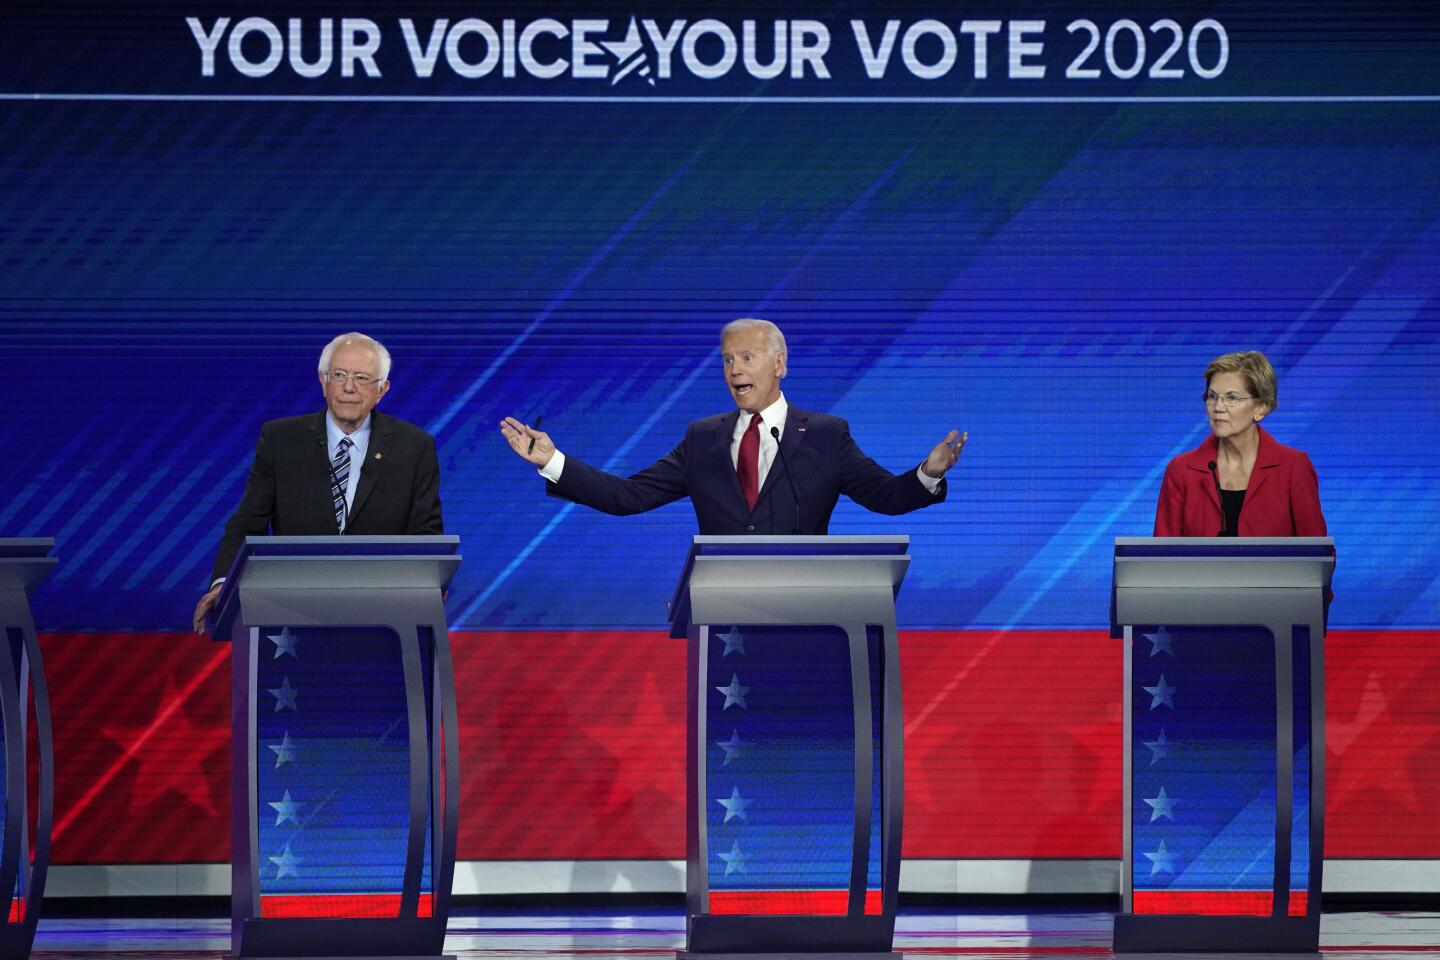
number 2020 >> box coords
[1066,18,1228,80]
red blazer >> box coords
[1154,425,1328,537]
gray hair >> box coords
[318,332,392,382]
[721,317,787,357]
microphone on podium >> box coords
[771,426,802,535]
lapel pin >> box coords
[374,452,383,460]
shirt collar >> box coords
[735,394,788,438]
[326,412,372,453]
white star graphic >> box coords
[269,789,303,826]
[716,730,748,765]
[1144,626,1174,657]
[1144,786,1177,822]
[716,674,750,710]
[268,676,299,713]
[717,841,747,875]
[1143,675,1175,710]
[268,732,297,768]
[717,627,746,657]
[267,626,299,659]
[1144,840,1176,876]
[717,786,753,822]
[269,842,302,879]
[1143,729,1172,766]
[600,17,655,87]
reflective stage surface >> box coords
[23,907,1440,959]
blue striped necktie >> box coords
[331,437,353,532]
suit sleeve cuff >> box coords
[916,465,943,495]
[539,450,566,483]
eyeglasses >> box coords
[326,370,378,388]
[1202,390,1254,407]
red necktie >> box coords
[736,414,762,511]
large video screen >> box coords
[2,1,1436,870]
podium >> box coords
[1109,537,1334,953]
[0,540,55,960]
[213,536,461,960]
[669,536,908,960]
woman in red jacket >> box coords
[1154,351,1328,537]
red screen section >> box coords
[32,629,1440,864]
[1132,890,1308,917]
[708,890,883,915]
[260,893,433,919]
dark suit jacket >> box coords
[210,410,443,580]
[1154,425,1327,537]
[548,405,945,534]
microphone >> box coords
[1207,460,1227,536]
[770,426,802,535]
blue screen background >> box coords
[1,2,1436,634]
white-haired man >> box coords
[193,332,443,632]
[500,318,965,535]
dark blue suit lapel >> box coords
[305,412,342,534]
[348,412,391,525]
[711,410,748,511]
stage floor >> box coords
[27,907,1440,959]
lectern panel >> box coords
[254,624,431,918]
[703,623,870,916]
[1289,627,1313,917]
[1130,625,1279,917]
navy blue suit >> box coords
[548,406,945,534]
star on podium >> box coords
[1144,787,1177,822]
[1142,729,1172,766]
[268,732,297,768]
[716,730,748,765]
[268,626,299,659]
[718,841,747,875]
[1143,675,1175,710]
[717,786,752,822]
[718,627,746,657]
[269,843,302,879]
[269,790,303,826]
[268,677,299,713]
[716,674,750,710]
[1144,840,1176,875]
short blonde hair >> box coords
[1205,351,1277,411]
